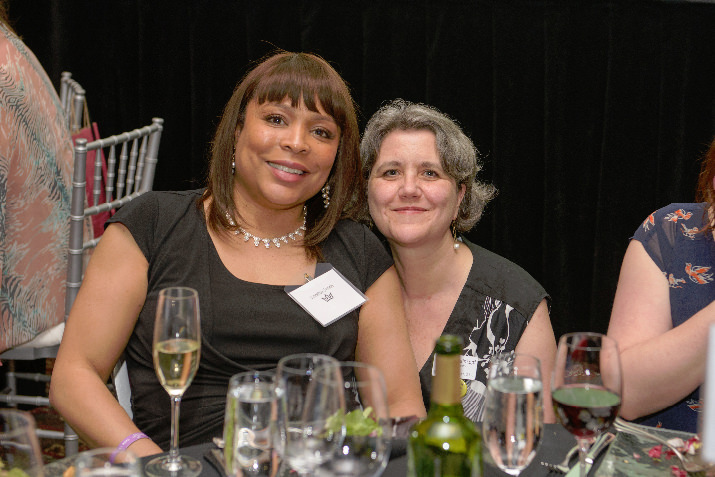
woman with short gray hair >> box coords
[361,98,557,422]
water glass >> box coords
[483,352,543,476]
[275,353,344,476]
[316,361,391,477]
[0,410,44,477]
[74,448,140,477]
[223,371,277,477]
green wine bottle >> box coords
[407,334,482,477]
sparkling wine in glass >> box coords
[551,332,622,477]
[483,352,543,476]
[317,361,391,477]
[0,409,44,477]
[145,286,202,477]
[275,353,344,476]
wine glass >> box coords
[483,352,543,476]
[552,332,622,477]
[316,361,391,477]
[0,409,44,477]
[144,286,202,477]
[275,353,344,476]
[75,448,140,477]
[222,370,277,477]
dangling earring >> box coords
[321,184,331,209]
[231,152,236,176]
[452,221,461,250]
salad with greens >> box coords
[326,407,383,437]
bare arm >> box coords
[356,266,427,418]
[514,299,557,423]
[607,239,714,420]
[49,223,163,456]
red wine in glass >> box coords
[551,332,622,477]
[552,384,621,440]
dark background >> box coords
[6,0,715,340]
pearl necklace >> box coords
[225,206,307,249]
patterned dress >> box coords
[417,238,550,422]
[632,202,714,432]
[0,23,74,352]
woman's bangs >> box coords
[253,71,347,127]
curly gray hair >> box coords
[360,99,496,232]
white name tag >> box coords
[460,355,479,380]
[286,265,367,327]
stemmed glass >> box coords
[275,353,345,476]
[552,332,622,477]
[0,409,44,477]
[145,286,202,477]
[317,361,391,477]
[483,352,543,476]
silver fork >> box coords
[540,442,578,473]
[540,432,613,474]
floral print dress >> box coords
[632,202,714,432]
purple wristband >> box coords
[110,432,149,462]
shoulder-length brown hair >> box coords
[202,51,362,258]
[695,137,715,232]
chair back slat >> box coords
[126,139,138,195]
[106,146,117,202]
[134,136,148,191]
[93,148,103,207]
[116,143,128,198]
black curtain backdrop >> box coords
[7,0,715,340]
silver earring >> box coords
[231,153,236,176]
[452,222,461,250]
[321,184,331,209]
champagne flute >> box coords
[552,332,622,477]
[0,409,44,477]
[317,361,391,477]
[483,352,543,476]
[145,286,202,477]
[222,371,277,477]
[275,353,343,476]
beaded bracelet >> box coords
[110,432,149,462]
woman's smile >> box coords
[268,161,306,175]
